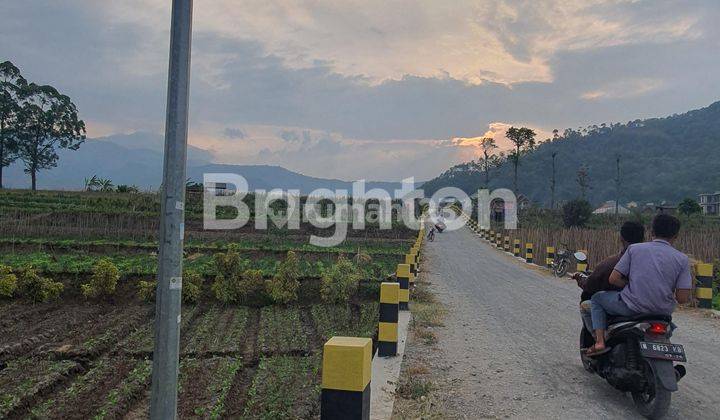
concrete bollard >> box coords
[504,236,510,252]
[695,263,714,309]
[525,243,533,264]
[405,253,417,277]
[546,247,555,269]
[396,263,412,310]
[378,282,399,357]
[577,249,588,272]
[496,232,503,248]
[321,337,372,419]
[513,239,521,257]
[489,230,495,243]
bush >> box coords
[562,199,593,227]
[81,258,120,299]
[0,264,18,298]
[183,270,203,303]
[136,270,203,303]
[267,251,301,304]
[320,256,360,304]
[16,266,64,303]
[212,267,268,305]
[137,280,156,302]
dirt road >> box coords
[408,226,720,419]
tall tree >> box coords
[0,61,25,188]
[16,83,85,190]
[576,164,591,200]
[479,136,497,187]
[505,126,536,193]
[550,151,557,209]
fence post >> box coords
[378,282,399,357]
[321,337,372,419]
[513,239,521,257]
[577,249,588,272]
[546,246,555,269]
[695,263,714,309]
[525,243,534,264]
[396,263,412,310]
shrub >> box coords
[238,269,267,304]
[212,245,262,304]
[16,266,64,303]
[182,270,203,303]
[562,199,593,227]
[0,264,18,298]
[137,280,156,302]
[320,256,360,303]
[267,251,301,304]
[81,258,120,299]
[136,271,203,303]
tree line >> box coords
[0,60,85,190]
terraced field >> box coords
[0,189,413,418]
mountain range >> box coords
[422,101,720,206]
[2,132,409,194]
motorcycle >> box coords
[577,273,687,419]
[553,245,586,277]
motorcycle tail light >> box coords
[649,322,668,335]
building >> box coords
[593,200,630,215]
[699,192,720,215]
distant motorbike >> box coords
[553,245,586,277]
[577,273,687,419]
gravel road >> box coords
[416,226,720,419]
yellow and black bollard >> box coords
[378,282,399,357]
[525,243,533,264]
[396,263,412,310]
[496,232,503,248]
[513,239,521,257]
[695,263,714,309]
[321,336,372,419]
[405,253,417,276]
[489,230,495,243]
[577,249,588,272]
[504,236,510,252]
[546,246,555,268]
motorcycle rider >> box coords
[585,214,693,356]
[573,221,645,333]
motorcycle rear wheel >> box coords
[554,260,568,277]
[631,360,671,419]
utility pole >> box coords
[150,1,193,419]
[550,151,557,209]
[615,155,621,216]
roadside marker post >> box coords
[496,232,503,248]
[321,337,372,419]
[525,243,534,264]
[513,239,521,257]
[396,264,412,310]
[378,282,400,357]
[503,236,510,252]
[404,254,417,279]
[577,249,588,272]
[546,247,555,268]
[695,263,714,309]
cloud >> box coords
[2,0,720,182]
[223,127,246,139]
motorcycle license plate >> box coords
[639,341,687,362]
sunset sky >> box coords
[2,0,719,181]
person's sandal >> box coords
[584,345,611,357]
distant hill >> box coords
[3,132,409,194]
[421,101,720,206]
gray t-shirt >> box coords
[614,239,693,314]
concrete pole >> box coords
[150,1,193,418]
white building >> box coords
[699,192,720,215]
[593,200,630,215]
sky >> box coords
[2,0,720,181]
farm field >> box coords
[0,190,415,418]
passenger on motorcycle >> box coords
[585,214,693,356]
[573,221,645,333]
